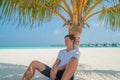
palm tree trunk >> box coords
[68,26,82,50]
[73,33,81,50]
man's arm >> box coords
[50,59,60,80]
[52,58,60,69]
[61,57,78,80]
[52,59,66,71]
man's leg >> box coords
[22,60,46,80]
[61,57,78,80]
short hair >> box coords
[64,34,76,42]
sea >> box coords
[0,44,120,49]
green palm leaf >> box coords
[99,7,120,29]
[0,0,62,27]
[83,0,120,30]
[98,0,120,29]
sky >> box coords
[0,2,120,46]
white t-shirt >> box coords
[57,49,80,67]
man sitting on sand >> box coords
[22,35,80,80]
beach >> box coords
[0,48,120,80]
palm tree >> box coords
[0,0,120,49]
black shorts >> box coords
[41,65,74,80]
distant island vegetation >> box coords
[51,43,120,47]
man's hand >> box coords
[50,67,58,80]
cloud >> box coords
[90,20,103,28]
[53,29,60,35]
[110,33,120,39]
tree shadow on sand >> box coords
[75,64,120,80]
[0,63,120,80]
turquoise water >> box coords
[0,46,120,49]
[0,46,65,49]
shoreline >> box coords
[0,46,120,49]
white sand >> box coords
[0,48,120,70]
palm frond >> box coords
[83,0,97,14]
[84,22,91,29]
[71,0,78,24]
[84,0,120,30]
[98,5,120,29]
[83,0,102,20]
[0,0,62,27]
[62,0,73,18]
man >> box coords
[22,35,80,80]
